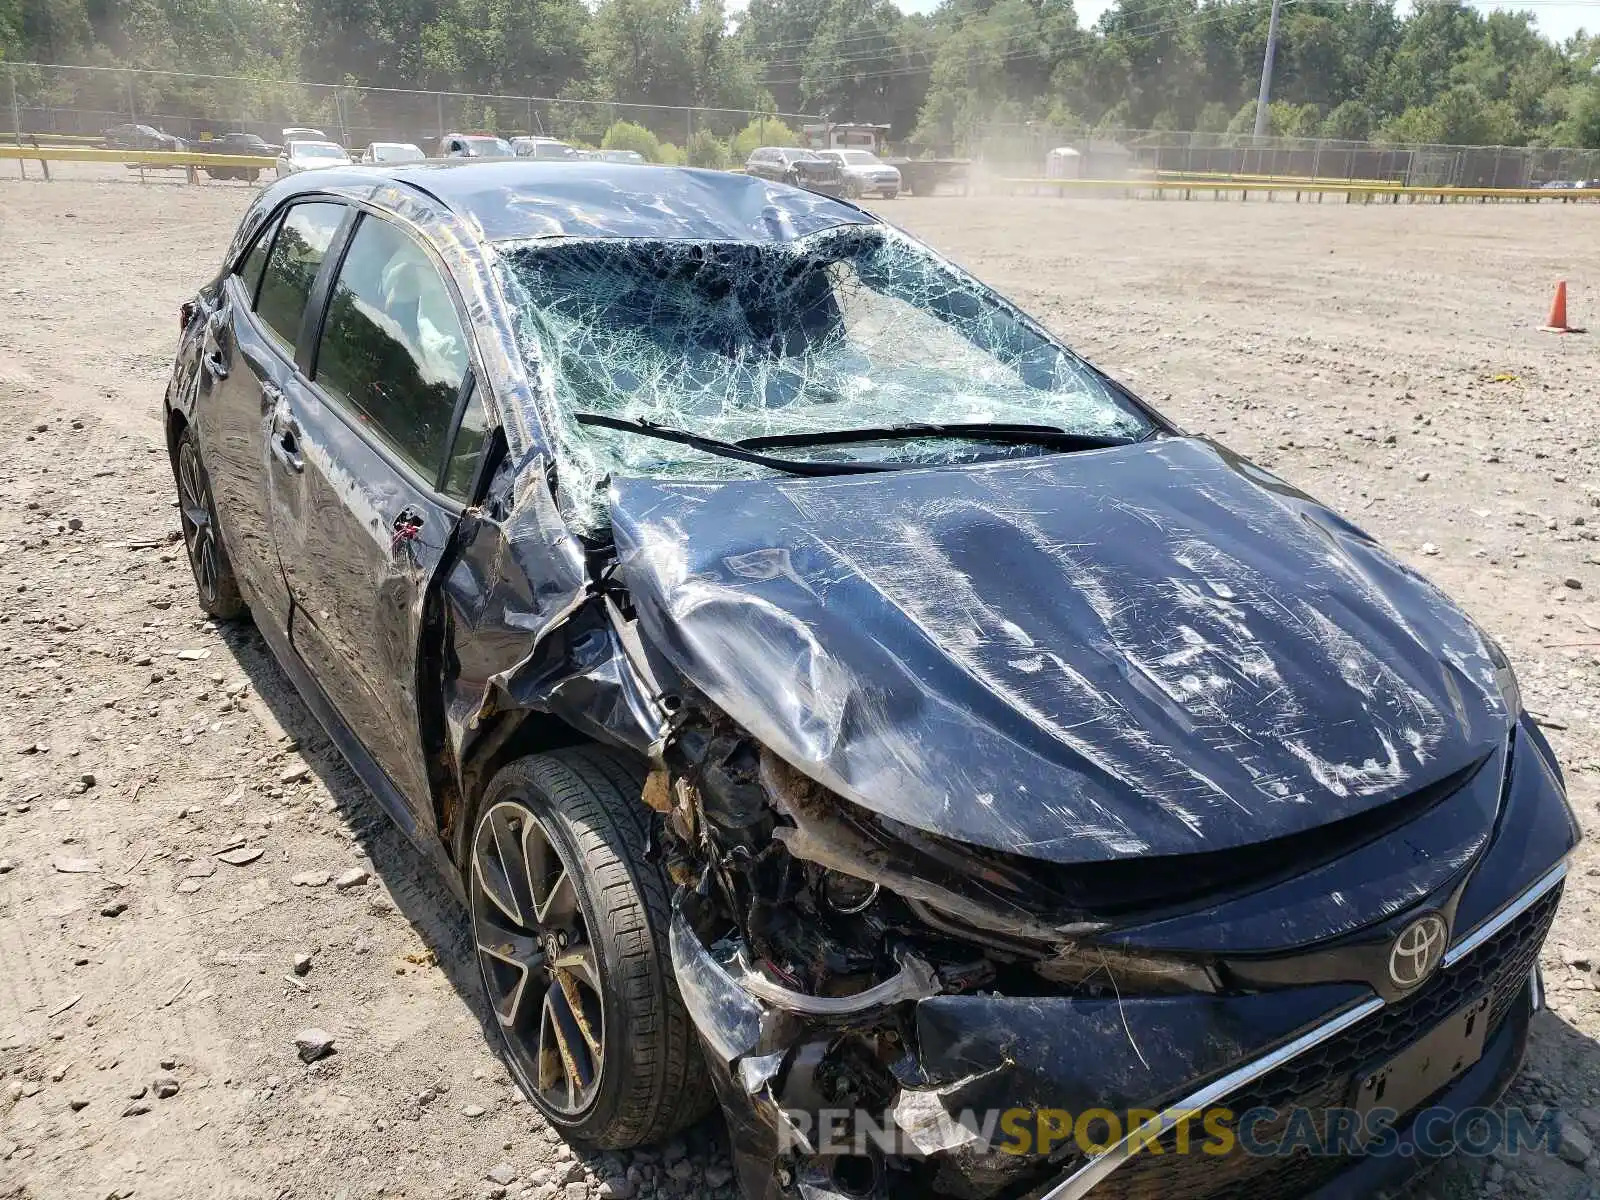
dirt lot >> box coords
[1,174,1599,1200]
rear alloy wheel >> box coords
[467,747,712,1146]
[175,430,246,620]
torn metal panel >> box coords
[610,436,1509,864]
[434,465,665,795]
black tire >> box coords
[466,746,713,1147]
[846,178,863,199]
[174,428,246,620]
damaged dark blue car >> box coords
[166,161,1578,1200]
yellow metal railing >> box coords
[999,176,1600,202]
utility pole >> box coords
[1252,0,1284,141]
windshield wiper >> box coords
[572,412,905,477]
[736,422,1139,452]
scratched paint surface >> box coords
[612,437,1509,862]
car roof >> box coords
[259,160,879,243]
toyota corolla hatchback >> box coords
[166,161,1576,1200]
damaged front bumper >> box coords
[669,858,1566,1200]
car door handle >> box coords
[270,420,303,474]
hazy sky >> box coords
[878,0,1596,44]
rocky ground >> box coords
[1,173,1598,1200]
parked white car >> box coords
[361,141,426,165]
[276,139,352,176]
[440,133,515,158]
[816,148,902,199]
[510,136,579,161]
[280,126,328,142]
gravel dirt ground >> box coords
[1,175,1599,1200]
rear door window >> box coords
[254,201,345,353]
[235,212,282,306]
[313,213,469,482]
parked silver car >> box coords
[817,148,902,199]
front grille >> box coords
[1084,883,1561,1200]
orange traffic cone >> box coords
[1541,281,1584,333]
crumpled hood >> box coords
[609,438,1510,862]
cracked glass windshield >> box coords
[499,224,1152,528]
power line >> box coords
[758,1,1303,86]
[757,0,1599,89]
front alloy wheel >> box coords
[467,748,712,1146]
[175,430,245,619]
[473,798,605,1116]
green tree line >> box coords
[4,0,1600,148]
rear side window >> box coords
[255,202,345,352]
[235,213,279,306]
[314,214,469,481]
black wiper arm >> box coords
[571,412,904,478]
[735,422,1138,452]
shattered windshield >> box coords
[497,224,1151,530]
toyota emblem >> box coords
[1389,914,1449,990]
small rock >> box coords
[159,1056,177,1070]
[1565,577,1584,590]
[121,1100,152,1117]
[598,1177,635,1199]
[564,1185,589,1200]
[68,1098,90,1112]
[128,1084,148,1100]
[217,846,264,867]
[152,1075,180,1099]
[487,1163,519,1186]
[291,870,331,887]
[0,860,12,873]
[294,1029,336,1063]
[666,1159,695,1182]
[66,517,83,531]
[334,867,369,891]
[1415,470,1430,482]
[463,1103,487,1118]
[1420,542,1440,556]
[704,1164,733,1188]
[1558,1113,1594,1165]
[292,953,313,977]
[52,857,101,874]
[280,762,311,784]
[99,901,127,918]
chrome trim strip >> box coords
[1040,996,1387,1200]
[1441,861,1567,969]
[1530,965,1545,1013]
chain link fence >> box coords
[972,124,1600,189]
[3,61,817,163]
